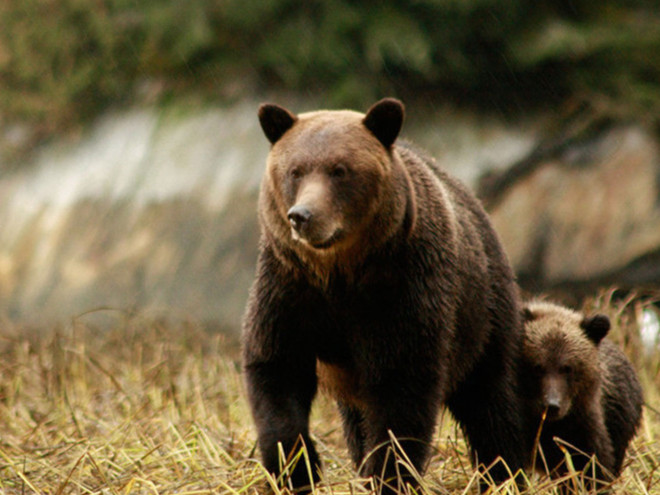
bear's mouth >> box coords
[540,401,565,422]
[311,229,344,249]
[293,228,344,250]
[544,408,561,422]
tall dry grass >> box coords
[0,293,657,494]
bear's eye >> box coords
[559,365,573,375]
[329,164,348,179]
[290,167,303,180]
[532,364,544,375]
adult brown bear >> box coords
[242,98,525,493]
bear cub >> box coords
[520,301,643,491]
[242,98,526,494]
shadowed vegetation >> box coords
[1,0,660,149]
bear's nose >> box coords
[287,205,313,231]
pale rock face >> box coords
[0,104,265,328]
[488,125,660,291]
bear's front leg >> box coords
[242,252,323,493]
[244,358,320,492]
[553,412,616,493]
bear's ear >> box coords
[580,314,610,344]
[363,98,405,148]
[258,103,297,144]
[522,307,537,322]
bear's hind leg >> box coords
[338,402,367,467]
[447,365,526,486]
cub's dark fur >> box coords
[521,301,643,491]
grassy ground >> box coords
[0,293,657,494]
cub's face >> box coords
[520,302,610,422]
[258,99,404,252]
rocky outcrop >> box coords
[481,121,660,298]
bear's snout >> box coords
[542,374,569,421]
[286,192,344,249]
[287,205,313,232]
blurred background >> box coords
[1,0,659,337]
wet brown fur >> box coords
[259,109,417,286]
[243,99,526,494]
[521,301,643,491]
[316,361,365,408]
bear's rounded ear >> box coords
[580,314,610,344]
[363,98,405,149]
[258,103,297,144]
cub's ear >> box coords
[580,314,610,344]
[363,98,405,148]
[258,103,297,144]
[522,307,537,322]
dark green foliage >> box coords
[1,0,659,138]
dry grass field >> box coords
[0,292,657,494]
